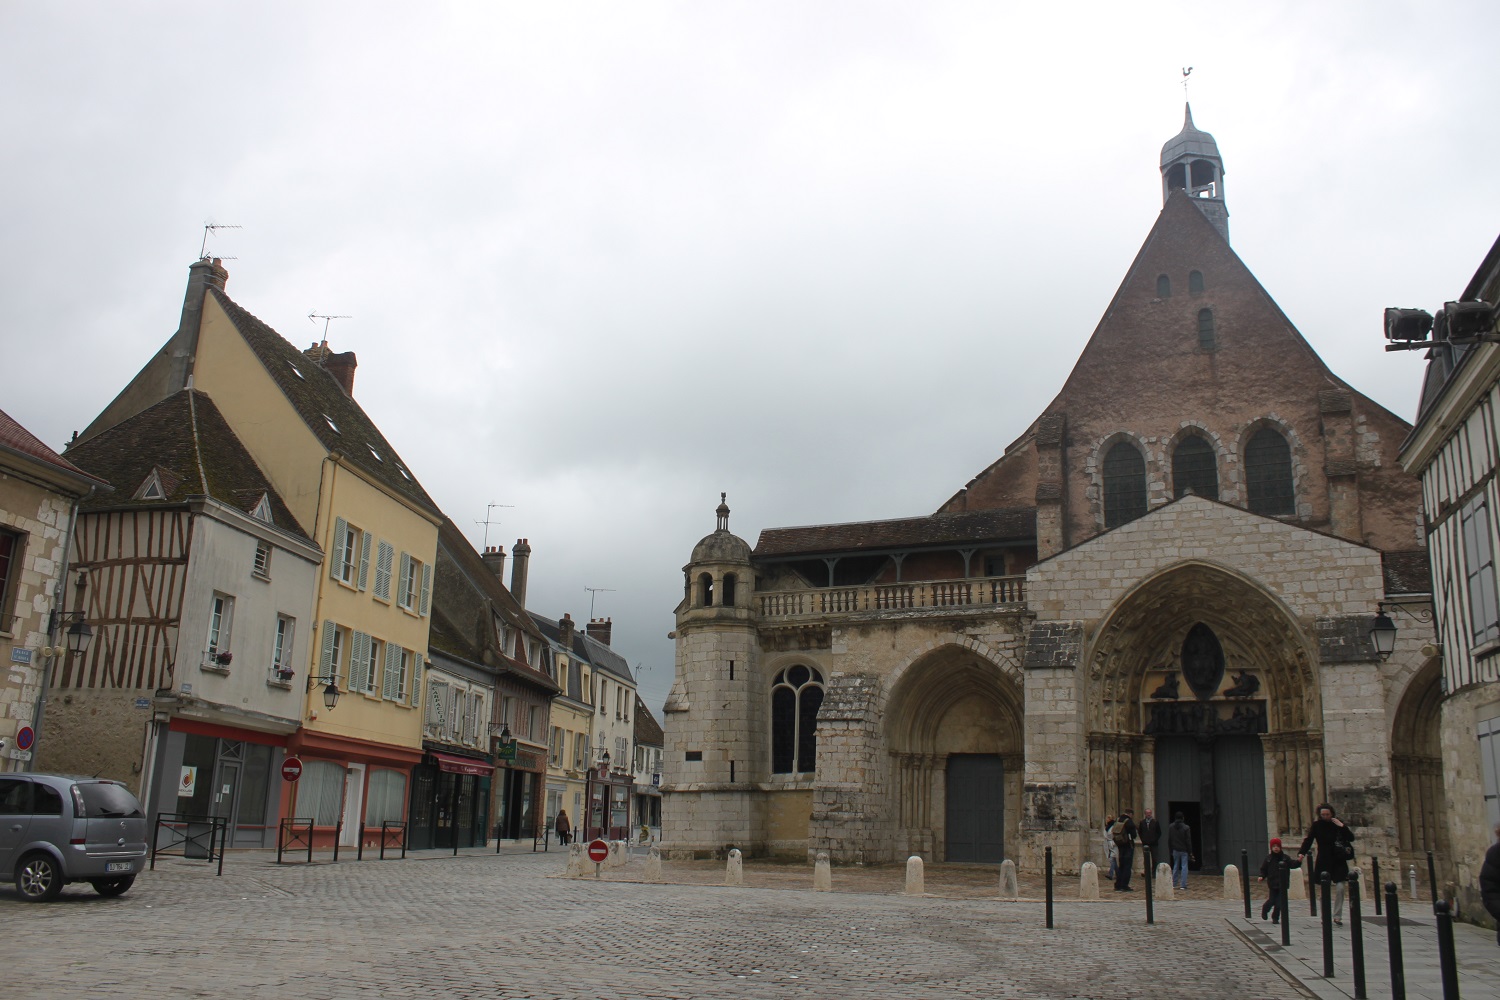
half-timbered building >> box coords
[61,390,320,845]
[1394,232,1500,918]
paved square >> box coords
[0,851,1314,999]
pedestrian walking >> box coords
[1111,810,1138,891]
[1168,811,1194,890]
[555,808,572,846]
[1480,822,1500,946]
[1257,837,1300,923]
[1103,813,1119,881]
[1138,808,1162,866]
[1297,803,1354,925]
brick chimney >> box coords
[558,612,576,651]
[481,545,506,581]
[510,538,531,609]
[586,617,612,646]
[322,350,357,396]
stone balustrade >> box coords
[757,575,1027,621]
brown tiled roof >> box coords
[1382,550,1432,595]
[208,288,439,515]
[754,507,1036,558]
[0,408,107,491]
[65,390,309,541]
[633,696,663,747]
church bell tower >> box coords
[1161,103,1229,243]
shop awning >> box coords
[432,751,494,776]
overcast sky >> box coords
[4,3,1498,713]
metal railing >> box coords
[276,817,315,864]
[150,812,227,875]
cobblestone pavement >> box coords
[0,850,1313,999]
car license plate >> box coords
[106,862,132,873]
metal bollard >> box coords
[1321,873,1335,978]
[1311,866,1319,917]
[1427,851,1438,906]
[1434,900,1460,1000]
[1281,883,1292,946]
[1144,847,1154,925]
[1385,883,1406,1000]
[333,820,341,863]
[1349,873,1367,1000]
[358,822,365,861]
[1045,846,1054,929]
[1372,856,1382,915]
[1241,849,1251,919]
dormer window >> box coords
[136,470,165,501]
[287,360,305,379]
[251,493,274,523]
[323,414,340,434]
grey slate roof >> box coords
[754,507,1036,559]
[207,287,439,515]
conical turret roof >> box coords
[1160,103,1221,167]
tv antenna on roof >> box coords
[585,586,616,619]
[200,223,242,259]
[476,502,513,549]
[308,312,353,341]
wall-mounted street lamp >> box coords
[42,609,94,658]
[1368,602,1435,660]
[489,722,512,746]
[306,671,342,710]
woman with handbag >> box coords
[1298,803,1355,925]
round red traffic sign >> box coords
[15,726,34,751]
[281,756,304,782]
[587,839,609,863]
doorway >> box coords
[1155,735,1265,872]
[945,754,1004,863]
[341,763,365,847]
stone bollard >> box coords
[566,842,587,877]
[1155,862,1174,900]
[1288,866,1307,900]
[1222,864,1240,899]
[607,841,625,868]
[1079,861,1100,900]
[905,855,925,895]
[999,859,1019,899]
[644,846,662,882]
[726,848,744,886]
[814,851,832,892]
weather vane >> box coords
[1182,66,1193,99]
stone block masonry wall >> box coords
[36,689,146,790]
[1440,684,1500,925]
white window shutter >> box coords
[319,620,337,682]
[410,653,423,707]
[398,552,412,606]
[330,517,348,580]
[375,541,393,600]
[420,563,432,616]
[448,687,461,740]
[383,643,401,700]
[357,531,372,591]
[349,631,370,692]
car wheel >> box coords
[90,875,135,897]
[16,852,64,902]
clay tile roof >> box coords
[633,696,663,746]
[754,507,1036,558]
[64,390,309,541]
[207,287,439,515]
[1382,550,1432,596]
[0,408,107,492]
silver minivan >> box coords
[0,774,149,901]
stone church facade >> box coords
[662,108,1440,879]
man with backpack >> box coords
[1111,810,1138,891]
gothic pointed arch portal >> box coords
[1087,562,1325,871]
[885,643,1023,862]
[1390,658,1451,878]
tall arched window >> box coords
[1189,270,1204,294]
[1102,441,1148,528]
[1245,427,1295,515]
[1156,275,1171,298]
[771,665,824,774]
[722,573,737,607]
[1197,308,1216,349]
[698,572,714,607]
[1172,436,1219,500]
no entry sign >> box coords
[587,839,609,863]
[281,756,304,782]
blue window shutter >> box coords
[420,563,432,616]
[411,653,423,707]
[330,517,348,580]
[319,620,337,681]
[357,532,372,591]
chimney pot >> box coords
[480,544,507,582]
[586,617,613,646]
[510,538,531,609]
